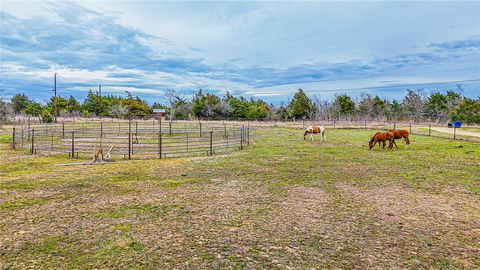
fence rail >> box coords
[12,120,251,159]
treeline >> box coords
[2,87,480,124]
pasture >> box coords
[0,126,479,269]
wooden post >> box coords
[247,125,250,145]
[226,131,229,149]
[31,129,35,154]
[71,131,75,158]
[186,133,189,153]
[210,131,213,155]
[224,123,227,139]
[240,127,244,150]
[199,122,202,137]
[158,132,162,159]
[454,126,456,140]
[62,122,65,138]
[128,119,132,159]
[409,123,412,134]
[128,132,131,160]
[429,124,431,136]
[364,120,367,129]
[333,120,336,129]
[100,122,103,138]
[393,122,396,130]
[12,128,16,149]
[169,121,172,136]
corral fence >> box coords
[226,119,477,143]
[11,120,251,159]
[10,118,479,159]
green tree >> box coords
[191,89,207,117]
[83,90,102,116]
[24,102,43,116]
[66,96,82,113]
[11,93,31,113]
[426,92,448,121]
[288,89,313,119]
[335,94,355,119]
[450,98,480,124]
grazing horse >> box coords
[369,131,395,150]
[387,129,410,148]
[304,126,326,141]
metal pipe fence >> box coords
[12,120,250,159]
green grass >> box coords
[1,127,479,269]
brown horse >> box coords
[387,129,410,148]
[369,132,395,150]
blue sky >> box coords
[1,1,480,105]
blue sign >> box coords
[453,121,462,128]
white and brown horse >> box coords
[304,126,326,141]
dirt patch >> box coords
[337,183,480,268]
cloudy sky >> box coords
[1,1,479,105]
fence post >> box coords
[199,122,202,137]
[240,126,244,150]
[128,132,131,160]
[226,131,229,148]
[393,122,396,130]
[409,123,412,134]
[454,126,456,140]
[247,125,250,145]
[186,133,189,153]
[210,131,213,155]
[12,128,16,149]
[71,131,75,158]
[31,129,35,154]
[62,122,65,138]
[158,132,162,159]
[224,123,227,138]
[333,120,336,129]
[169,121,172,136]
[100,122,103,138]
[364,120,367,129]
[428,124,431,136]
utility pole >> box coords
[98,84,102,119]
[53,73,57,123]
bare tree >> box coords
[0,90,14,125]
[164,88,185,121]
[312,93,333,120]
[109,104,129,119]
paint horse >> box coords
[387,129,410,148]
[304,126,326,141]
[369,131,395,150]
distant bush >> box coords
[41,109,53,123]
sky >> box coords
[1,0,480,105]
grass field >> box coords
[1,127,479,269]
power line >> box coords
[304,78,480,93]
